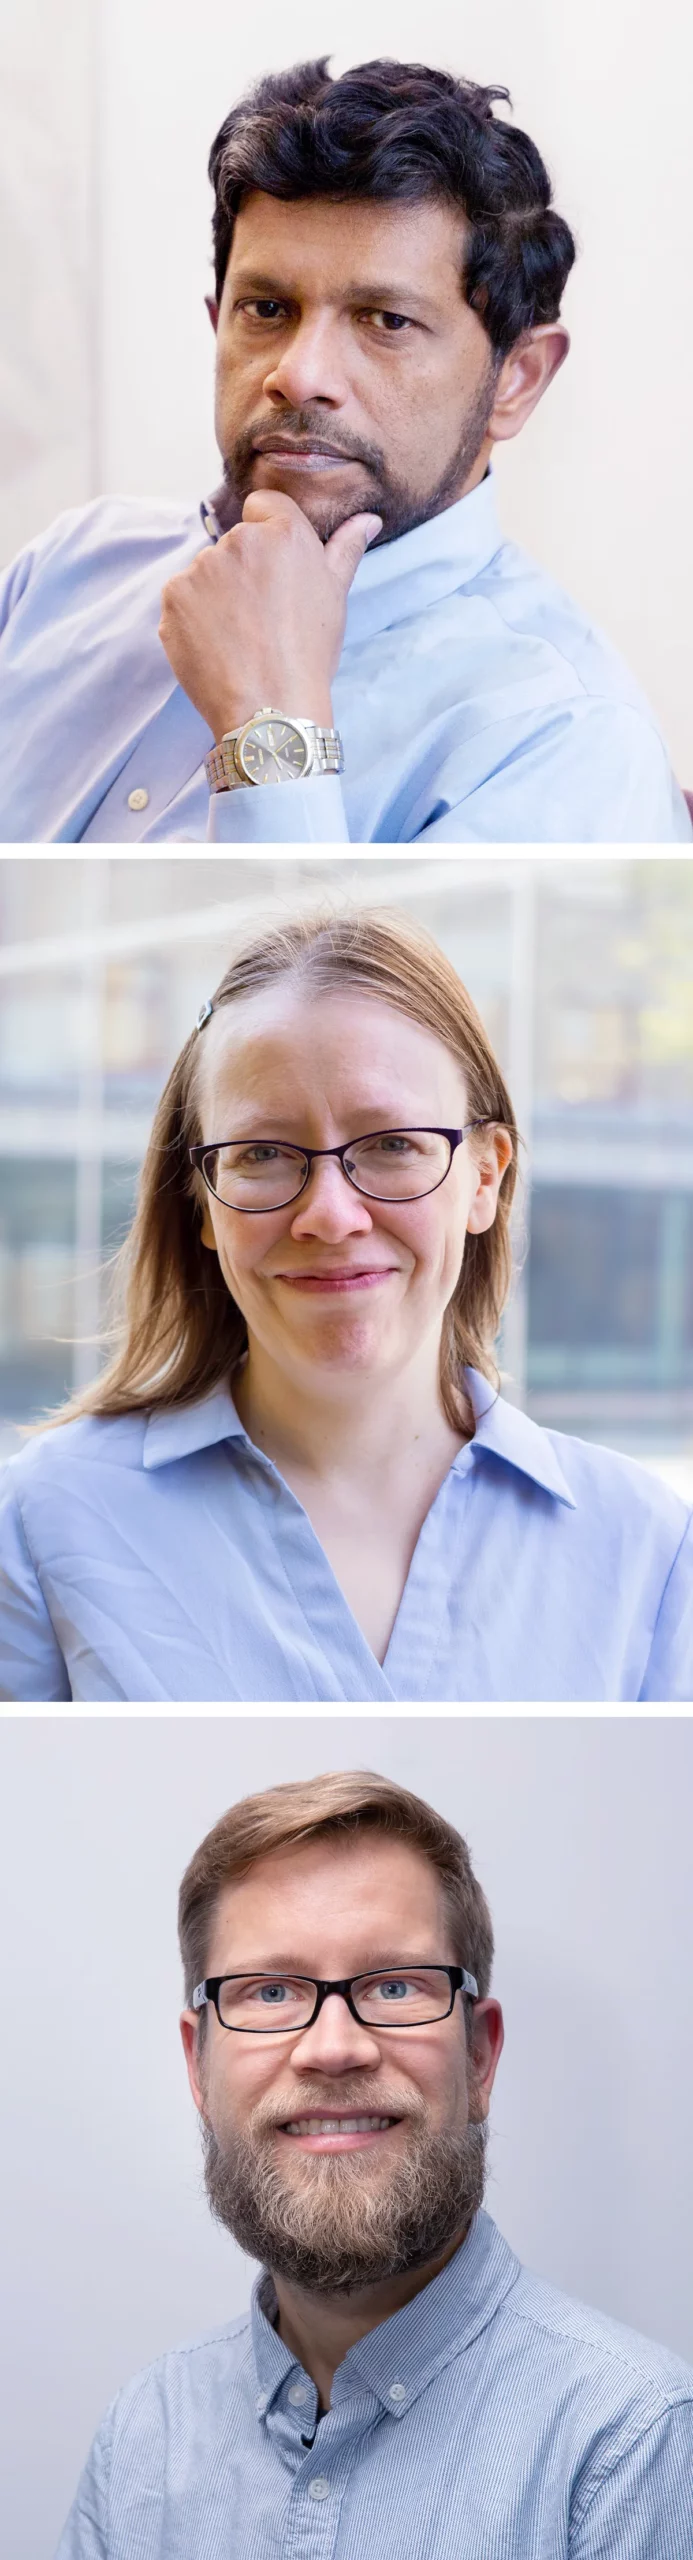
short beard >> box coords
[201,2106,489,2295]
[218,355,500,550]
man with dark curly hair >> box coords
[1,58,689,843]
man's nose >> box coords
[263,313,348,410]
[289,1158,374,1239]
[290,1993,381,2074]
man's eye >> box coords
[366,311,413,334]
[241,300,286,322]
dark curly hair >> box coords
[208,56,576,358]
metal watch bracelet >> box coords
[205,710,344,792]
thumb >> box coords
[323,511,383,589]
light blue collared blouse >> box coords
[1,1373,690,1702]
[0,476,690,843]
[54,2209,693,2560]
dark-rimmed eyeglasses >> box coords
[189,1124,496,1212]
[191,1965,479,2032]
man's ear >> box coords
[180,2011,208,2117]
[488,323,570,445]
[466,1998,504,2111]
[205,296,219,335]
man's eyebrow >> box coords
[216,1953,440,1972]
[228,269,437,317]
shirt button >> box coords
[127,786,149,810]
[256,2392,268,2414]
[308,2478,330,2501]
[389,2381,407,2402]
[288,2383,308,2404]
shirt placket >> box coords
[270,2389,382,2560]
[79,682,212,840]
[382,1452,476,1697]
[229,1442,398,1702]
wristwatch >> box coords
[205,708,344,791]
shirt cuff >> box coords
[206,776,351,843]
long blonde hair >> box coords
[46,907,519,1432]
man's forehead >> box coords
[208,1835,445,1939]
[226,188,469,291]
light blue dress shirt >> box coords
[54,2208,693,2560]
[1,1372,690,1702]
[0,477,689,843]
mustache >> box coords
[249,2081,423,2132]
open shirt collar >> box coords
[142,1368,576,1508]
[250,2209,521,2420]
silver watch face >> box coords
[237,718,310,784]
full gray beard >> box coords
[202,2110,488,2293]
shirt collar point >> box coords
[344,473,501,640]
[142,1383,244,1469]
[465,1371,578,1509]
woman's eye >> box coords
[372,1136,415,1156]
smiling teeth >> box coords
[285,2116,393,2135]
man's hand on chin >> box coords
[158,487,382,743]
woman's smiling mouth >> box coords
[275,1267,398,1293]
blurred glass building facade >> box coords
[1,855,692,1486]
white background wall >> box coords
[0,0,94,561]
[1,1714,692,2557]
[2,0,693,768]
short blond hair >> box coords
[178,1769,494,2009]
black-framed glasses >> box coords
[191,1964,479,2033]
[188,1123,496,1212]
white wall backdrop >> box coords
[0,0,94,567]
[1,1715,692,2559]
[2,0,692,769]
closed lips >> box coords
[275,1265,397,1279]
[254,442,353,460]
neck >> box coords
[271,2224,469,2411]
[233,1338,470,1490]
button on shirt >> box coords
[0,477,689,843]
[54,2210,693,2560]
[1,1372,691,1702]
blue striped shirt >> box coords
[1,1371,691,1702]
[54,2209,693,2560]
[1,475,690,844]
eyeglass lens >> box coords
[216,1967,455,2029]
[202,1131,452,1208]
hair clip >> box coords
[195,998,214,1033]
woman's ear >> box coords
[198,1199,218,1250]
[466,1127,513,1233]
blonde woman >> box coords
[1,912,690,1703]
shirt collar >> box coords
[462,1369,577,1509]
[142,1383,245,1470]
[200,472,503,648]
[142,1370,576,1507]
[251,2210,521,2420]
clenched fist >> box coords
[158,488,382,743]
